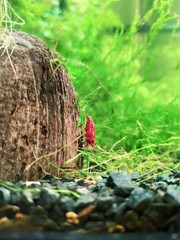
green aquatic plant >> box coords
[4,0,180,176]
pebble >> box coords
[155,181,168,191]
[107,171,132,187]
[59,196,76,212]
[37,188,59,209]
[126,188,155,212]
[0,187,11,206]
[166,189,180,204]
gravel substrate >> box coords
[0,171,179,233]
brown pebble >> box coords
[66,211,79,224]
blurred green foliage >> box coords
[9,0,180,152]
